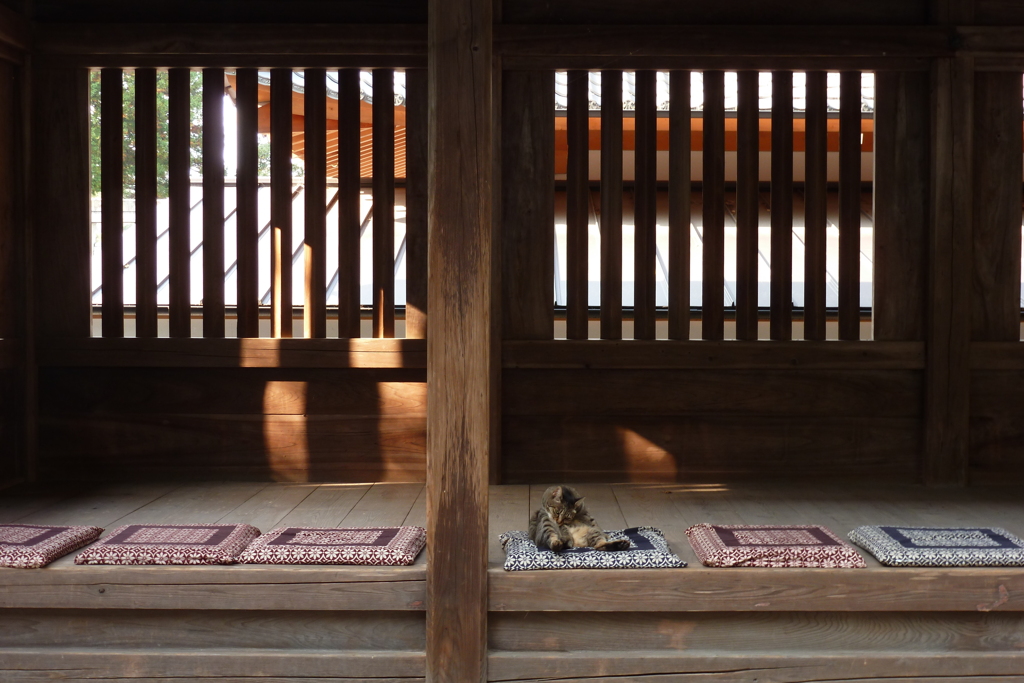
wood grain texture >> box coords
[303,68,327,339]
[838,70,862,341]
[167,67,192,338]
[32,67,91,339]
[802,70,827,341]
[972,71,1022,343]
[372,68,395,339]
[632,70,657,340]
[202,67,225,338]
[234,68,259,339]
[565,70,589,340]
[501,69,554,341]
[134,67,158,339]
[971,369,1024,480]
[770,70,793,341]
[0,61,17,345]
[599,69,622,340]
[667,70,690,340]
[404,68,427,340]
[734,71,758,341]
[427,0,494,677]
[702,70,725,340]
[872,72,929,342]
[336,68,361,340]
[925,56,972,486]
[270,67,293,339]
[100,67,123,338]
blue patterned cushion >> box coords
[499,526,685,571]
[849,525,1024,567]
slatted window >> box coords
[552,70,874,340]
[88,68,426,339]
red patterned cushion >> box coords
[686,523,866,568]
[0,524,103,569]
[74,524,260,565]
[238,526,426,565]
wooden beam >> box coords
[735,70,758,342]
[565,70,589,340]
[270,68,293,339]
[803,70,828,341]
[336,68,361,339]
[872,71,929,342]
[633,70,657,341]
[702,70,725,341]
[100,67,124,338]
[404,68,428,340]
[234,68,260,339]
[202,67,225,338]
[303,68,327,339]
[838,70,862,341]
[134,67,158,339]
[925,56,973,486]
[372,68,395,339]
[167,67,191,338]
[667,70,690,341]
[600,69,622,340]
[501,69,554,341]
[769,70,793,341]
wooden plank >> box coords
[216,482,317,531]
[427,0,495,676]
[502,69,554,341]
[971,342,1024,369]
[234,68,259,339]
[701,70,725,341]
[16,481,181,528]
[275,483,371,528]
[770,70,793,341]
[32,67,91,339]
[972,70,1022,343]
[167,67,192,338]
[925,56,972,486]
[633,70,657,340]
[838,70,862,341]
[872,70,929,342]
[270,67,293,339]
[404,68,428,340]
[667,70,691,340]
[372,68,395,339]
[100,67,124,338]
[336,68,361,340]
[202,67,225,338]
[134,67,158,338]
[600,69,623,340]
[0,61,17,344]
[504,55,934,73]
[303,68,327,339]
[340,482,423,527]
[735,70,759,341]
[565,70,589,340]
[502,339,926,369]
[803,70,828,341]
[36,338,428,368]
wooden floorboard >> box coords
[216,483,318,531]
[341,483,423,527]
[274,484,372,528]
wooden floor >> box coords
[3,481,1024,681]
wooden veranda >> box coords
[1,0,1024,681]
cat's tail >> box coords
[595,538,631,552]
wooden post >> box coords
[565,70,589,340]
[600,69,623,340]
[270,68,293,339]
[838,71,862,341]
[667,70,690,340]
[336,68,361,339]
[235,68,260,339]
[427,0,494,678]
[702,70,725,341]
[303,68,327,339]
[405,68,428,340]
[100,68,123,338]
[633,70,657,341]
[372,68,395,339]
[804,70,828,341]
[770,70,793,341]
[167,68,192,338]
[134,68,158,339]
[202,67,225,338]
[735,70,759,341]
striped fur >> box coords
[528,485,630,552]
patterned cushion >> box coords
[686,523,866,568]
[0,524,104,569]
[850,525,1024,567]
[238,526,426,565]
[500,527,685,570]
[74,524,260,565]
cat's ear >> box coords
[551,487,563,502]
[573,497,585,511]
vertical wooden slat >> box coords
[872,71,928,342]
[600,69,622,340]
[804,70,828,341]
[502,69,554,340]
[702,70,725,341]
[33,68,90,339]
[234,68,259,339]
[270,67,293,339]
[838,70,862,341]
[404,68,428,340]
[972,71,1022,343]
[372,68,395,339]
[134,68,158,338]
[303,68,327,339]
[167,67,191,338]
[926,55,973,486]
[668,70,690,340]
[427,0,493,675]
[566,69,590,340]
[100,68,123,338]
[633,70,657,340]
[770,70,793,341]
[735,70,759,341]
[202,68,225,338]
[336,68,361,339]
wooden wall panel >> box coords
[970,370,1024,483]
[501,69,554,341]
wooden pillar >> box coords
[426,0,494,679]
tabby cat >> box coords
[528,485,630,552]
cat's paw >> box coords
[548,538,564,552]
[602,539,631,552]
